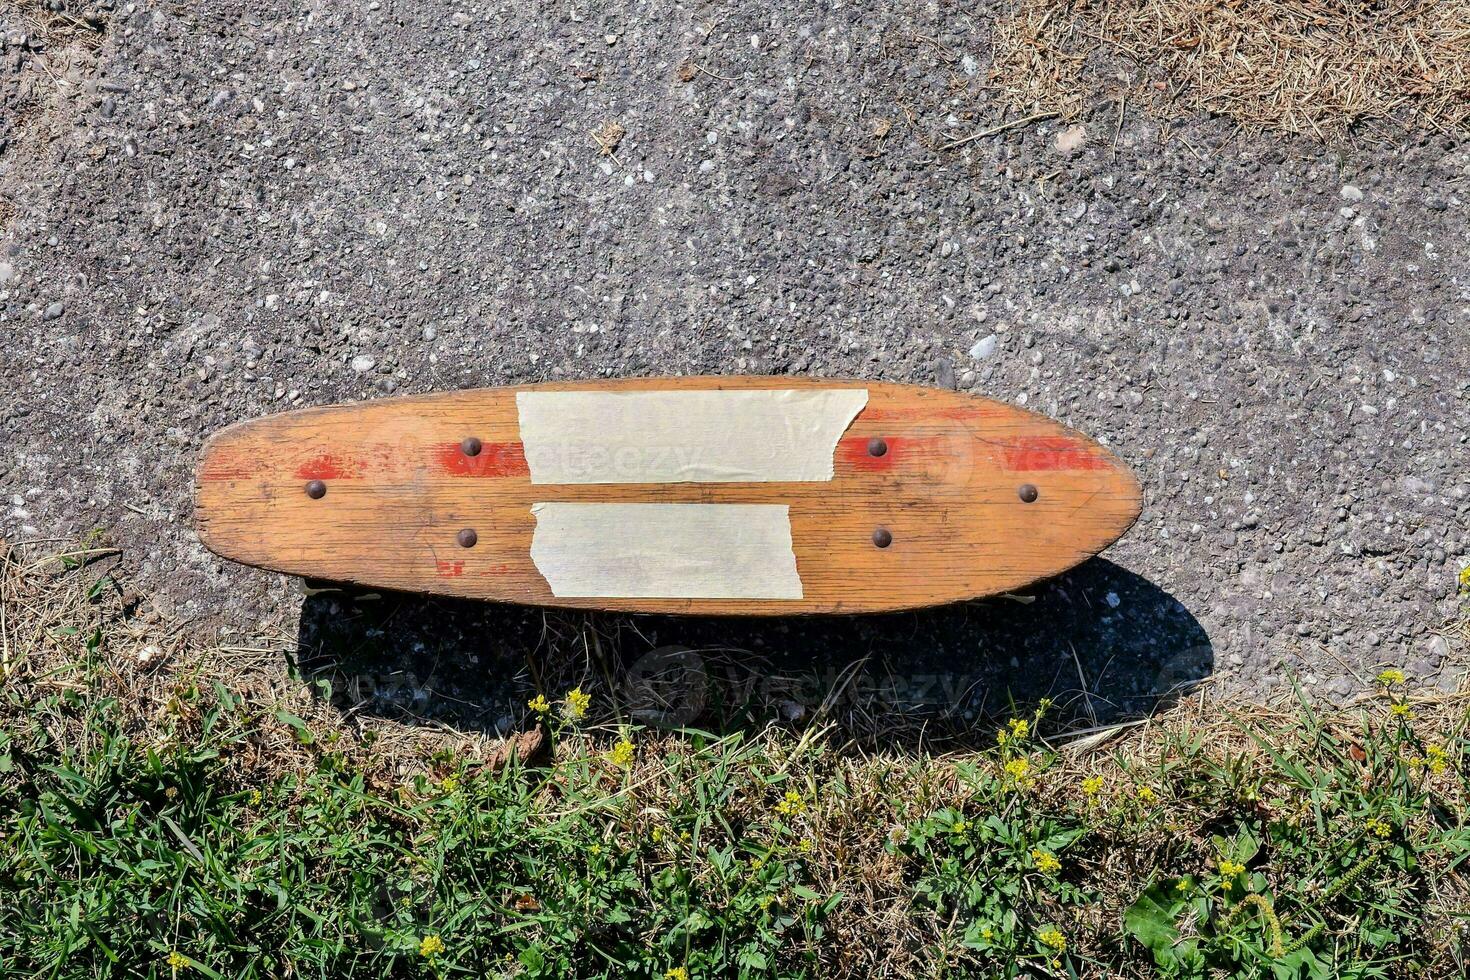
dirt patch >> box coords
[0,0,109,233]
[990,0,1470,139]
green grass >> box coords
[1,546,1468,978]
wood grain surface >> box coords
[193,377,1142,614]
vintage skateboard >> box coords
[194,378,1141,614]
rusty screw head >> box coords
[872,527,893,548]
[461,437,482,457]
[1018,483,1039,503]
[304,480,327,499]
[456,528,478,548]
[867,437,888,457]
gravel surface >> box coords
[2,2,1467,726]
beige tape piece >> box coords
[528,502,803,599]
[515,388,868,484]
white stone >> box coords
[969,334,998,360]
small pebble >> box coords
[969,334,997,360]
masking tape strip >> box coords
[515,388,868,484]
[528,502,803,599]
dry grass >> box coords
[0,540,501,790]
[989,0,1470,139]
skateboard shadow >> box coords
[293,557,1212,750]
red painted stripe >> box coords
[436,560,465,578]
[836,435,938,471]
[998,436,1110,471]
[294,452,367,480]
[198,451,251,481]
[433,441,529,478]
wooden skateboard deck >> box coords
[194,378,1141,614]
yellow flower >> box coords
[1218,859,1246,878]
[607,738,635,767]
[1081,776,1103,797]
[652,826,665,843]
[440,775,459,793]
[527,693,550,713]
[418,934,445,959]
[1175,878,1190,892]
[1376,668,1405,687]
[665,969,689,980]
[1365,818,1391,838]
[1425,744,1448,774]
[1004,758,1031,781]
[996,729,1009,746]
[166,951,190,972]
[1008,717,1030,739]
[1038,926,1066,952]
[1458,564,1470,591]
[1389,703,1414,718]
[1135,785,1156,803]
[1031,848,1061,874]
[590,843,602,855]
[798,837,814,853]
[563,687,591,719]
[775,789,807,817]
[248,789,263,806]
[951,820,968,834]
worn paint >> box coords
[196,450,251,481]
[998,436,1110,471]
[433,441,529,478]
[294,452,367,480]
